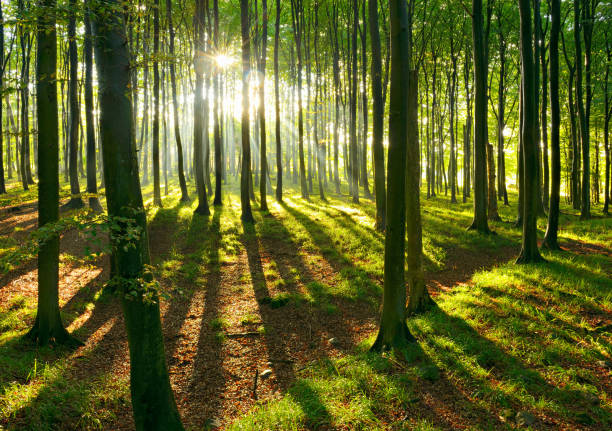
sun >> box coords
[215,54,234,69]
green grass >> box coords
[1,177,610,430]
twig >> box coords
[252,369,259,400]
[226,331,261,338]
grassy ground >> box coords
[0,178,610,430]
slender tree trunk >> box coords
[604,36,610,215]
[469,0,490,233]
[84,2,102,212]
[274,0,282,202]
[350,0,359,203]
[258,0,269,211]
[517,0,544,263]
[65,0,84,208]
[0,3,5,195]
[152,0,162,206]
[291,0,309,199]
[543,0,561,248]
[574,0,590,219]
[213,0,223,206]
[194,0,210,216]
[368,0,385,231]
[240,0,255,221]
[360,0,371,199]
[165,0,189,202]
[406,70,432,314]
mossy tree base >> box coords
[62,197,85,210]
[371,321,415,353]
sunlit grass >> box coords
[1,177,610,429]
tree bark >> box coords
[368,0,385,231]
[468,0,490,233]
[26,0,79,346]
[372,0,415,352]
[516,0,544,263]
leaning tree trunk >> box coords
[65,0,84,209]
[26,0,79,346]
[83,2,103,212]
[90,1,185,428]
[469,0,490,233]
[371,0,415,352]
[542,0,561,249]
[516,0,544,264]
[368,0,386,231]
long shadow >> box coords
[412,303,610,429]
[242,227,332,427]
[184,207,226,427]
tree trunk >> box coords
[84,2,103,212]
[575,0,590,219]
[194,0,210,216]
[406,70,432,314]
[91,2,185,428]
[152,0,162,207]
[213,0,223,206]
[274,0,283,202]
[516,0,544,264]
[291,0,309,200]
[468,0,490,233]
[240,0,255,221]
[372,0,415,352]
[26,0,79,346]
[368,0,385,231]
[65,0,84,209]
[165,0,189,202]
[258,0,269,211]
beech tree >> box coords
[90,0,184,428]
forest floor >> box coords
[0,179,611,431]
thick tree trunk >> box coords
[91,1,185,428]
[27,0,79,346]
[372,0,415,352]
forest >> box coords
[0,0,611,429]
